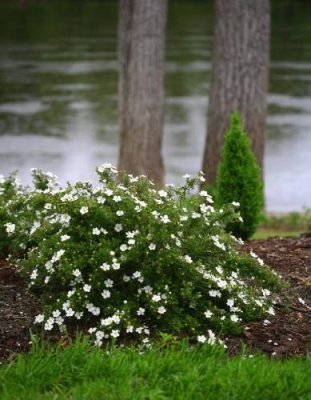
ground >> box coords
[0,236,310,363]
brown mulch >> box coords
[0,236,310,363]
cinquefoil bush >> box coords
[2,165,280,346]
[0,172,27,257]
[216,112,263,240]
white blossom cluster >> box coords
[1,165,280,347]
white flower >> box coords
[180,215,188,222]
[250,251,258,258]
[211,235,226,251]
[143,285,153,294]
[30,269,38,280]
[65,308,75,317]
[227,299,234,308]
[30,221,41,235]
[61,234,70,242]
[199,191,208,197]
[157,306,166,314]
[97,196,106,204]
[73,269,81,277]
[158,190,167,198]
[101,290,111,299]
[160,215,170,224]
[100,263,110,271]
[92,227,101,235]
[101,317,113,326]
[155,199,163,206]
[137,307,145,316]
[4,223,15,234]
[231,201,240,207]
[97,163,117,173]
[102,189,113,197]
[116,210,124,217]
[112,259,120,270]
[112,315,121,324]
[80,206,88,215]
[184,255,193,264]
[267,307,275,316]
[207,329,216,345]
[44,203,52,210]
[183,174,191,179]
[114,224,123,232]
[111,329,120,338]
[120,244,128,252]
[230,314,239,323]
[126,325,134,333]
[34,314,44,324]
[86,303,100,316]
[123,275,130,282]
[126,230,138,238]
[216,266,223,274]
[75,312,83,320]
[261,289,271,297]
[132,271,141,279]
[298,297,305,305]
[204,310,213,319]
[67,289,75,298]
[44,317,54,331]
[192,212,201,219]
[152,294,161,302]
[151,211,159,219]
[149,243,156,251]
[104,279,114,288]
[55,316,64,326]
[209,290,221,298]
[96,331,104,341]
[113,195,122,203]
[52,310,61,318]
[51,249,65,263]
[83,284,91,292]
[197,335,207,343]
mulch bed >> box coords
[0,236,310,363]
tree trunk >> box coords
[118,0,167,184]
[202,0,270,184]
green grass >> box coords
[0,338,310,400]
[260,210,311,232]
[252,229,301,240]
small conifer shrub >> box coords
[216,112,263,240]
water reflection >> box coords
[0,1,310,211]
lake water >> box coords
[0,1,310,212]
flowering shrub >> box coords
[0,172,27,257]
[1,165,280,346]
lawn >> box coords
[0,339,310,400]
[252,229,301,240]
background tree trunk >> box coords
[118,0,167,184]
[202,0,270,184]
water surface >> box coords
[0,1,311,211]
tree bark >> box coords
[202,0,270,184]
[118,0,167,184]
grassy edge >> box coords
[0,338,310,400]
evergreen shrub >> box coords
[216,112,263,240]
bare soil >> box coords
[0,236,310,362]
